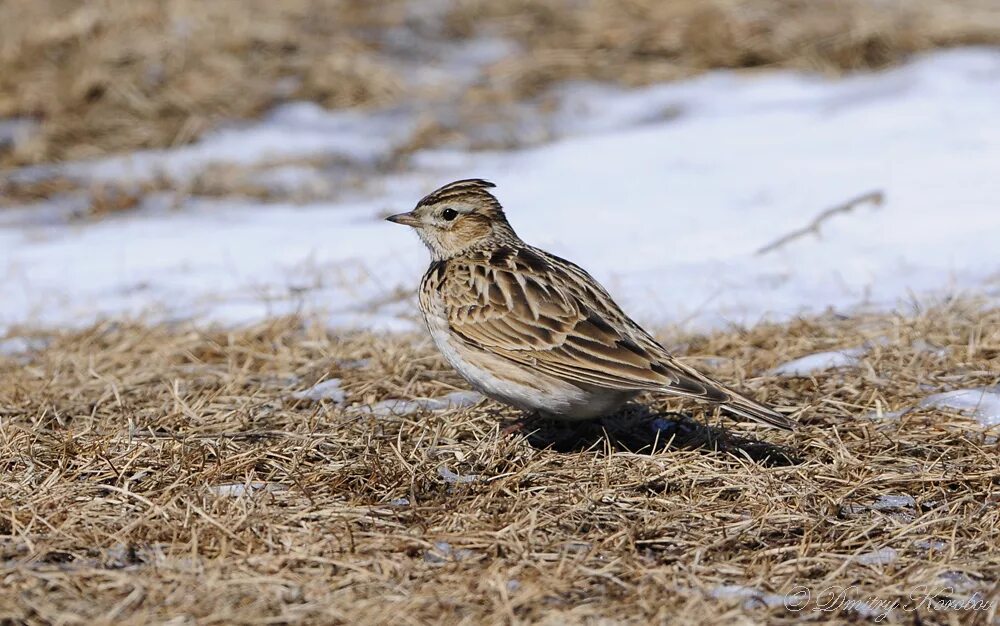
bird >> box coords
[386,179,794,430]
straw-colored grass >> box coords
[449,0,1000,96]
[0,0,407,166]
[3,0,1000,168]
[2,301,998,623]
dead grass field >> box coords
[1,301,998,624]
[2,0,1000,168]
[3,3,998,623]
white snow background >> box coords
[2,48,999,333]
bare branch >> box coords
[755,190,885,256]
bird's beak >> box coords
[385,211,420,227]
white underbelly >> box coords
[425,314,634,420]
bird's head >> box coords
[386,179,515,259]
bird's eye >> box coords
[441,208,458,221]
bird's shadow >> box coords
[511,404,802,467]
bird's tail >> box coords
[718,389,795,430]
[668,359,796,430]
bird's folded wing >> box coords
[441,249,728,402]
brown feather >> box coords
[406,179,795,430]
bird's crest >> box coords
[416,179,501,212]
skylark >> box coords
[387,179,794,430]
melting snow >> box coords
[423,541,476,563]
[2,49,999,332]
[855,547,899,566]
[914,538,948,552]
[871,495,916,511]
[292,379,346,403]
[0,118,38,153]
[842,494,916,518]
[0,336,45,356]
[868,387,1000,434]
[355,391,484,417]
[918,388,1000,427]
[290,386,482,415]
[767,347,865,376]
[437,465,479,484]
[709,584,801,610]
[10,103,414,186]
[208,482,289,497]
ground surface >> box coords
[2,303,998,624]
[2,2,999,624]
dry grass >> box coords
[2,301,999,623]
[0,0,408,166]
[3,0,1000,168]
[450,0,1000,97]
[0,155,361,220]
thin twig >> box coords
[755,190,885,255]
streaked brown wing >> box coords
[440,246,727,401]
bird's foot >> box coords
[501,422,524,435]
[501,413,540,435]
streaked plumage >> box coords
[387,179,794,430]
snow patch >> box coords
[855,547,899,566]
[767,347,865,376]
[354,391,484,417]
[842,494,916,518]
[918,387,1000,427]
[208,482,289,497]
[2,49,1000,332]
[423,541,476,563]
[437,465,479,484]
[0,118,39,153]
[868,388,1000,437]
[707,584,825,612]
[709,583,893,619]
[911,339,948,358]
[48,103,413,185]
[0,336,47,356]
[871,495,916,511]
[292,379,346,403]
[914,538,948,552]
